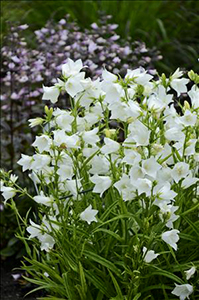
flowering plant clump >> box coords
[1,14,161,172]
[1,59,199,299]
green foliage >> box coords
[17,202,199,299]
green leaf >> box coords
[56,250,78,272]
[79,262,87,297]
[83,250,121,277]
[100,200,119,221]
[62,272,74,300]
[141,284,172,293]
[75,284,85,300]
[25,285,49,297]
[81,149,100,170]
[96,214,135,230]
[96,291,104,300]
[156,18,168,41]
[24,257,64,284]
[180,233,197,242]
[93,228,123,242]
[0,246,16,257]
[38,297,67,300]
[183,216,199,238]
[84,270,113,297]
[149,266,184,284]
[132,293,141,300]
[108,270,123,299]
[7,236,18,247]
[181,203,199,216]
[23,276,47,286]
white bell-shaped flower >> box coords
[80,204,98,225]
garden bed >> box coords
[1,258,43,300]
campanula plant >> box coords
[1,14,161,173]
[1,59,199,299]
[0,14,162,259]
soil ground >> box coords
[0,258,45,300]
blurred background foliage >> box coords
[1,0,199,74]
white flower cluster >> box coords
[1,59,198,299]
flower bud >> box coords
[77,153,83,160]
[127,117,134,124]
[45,106,53,120]
[183,100,190,110]
[133,245,139,252]
[161,73,167,87]
[188,70,195,81]
[28,117,44,128]
[152,143,164,155]
[60,143,67,149]
[104,129,116,138]
[143,219,149,230]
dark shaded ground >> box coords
[0,258,45,300]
